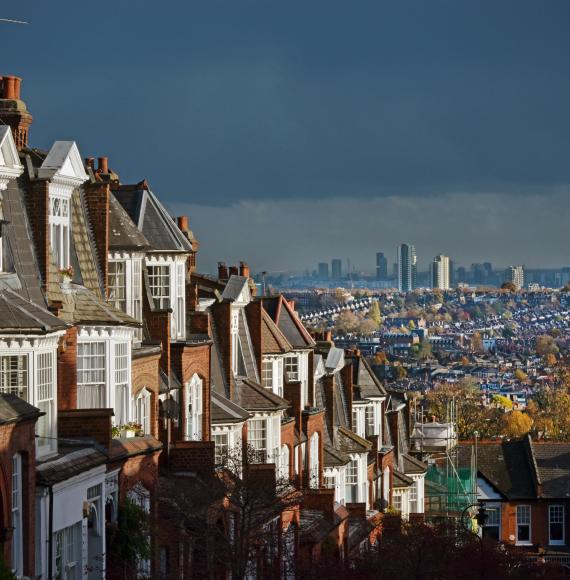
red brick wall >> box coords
[170,343,212,441]
[170,440,215,475]
[245,301,262,373]
[83,181,110,297]
[58,408,113,448]
[24,179,50,293]
[57,326,78,410]
[132,352,161,439]
[145,308,171,375]
[0,419,37,577]
[280,419,296,484]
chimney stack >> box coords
[0,75,33,150]
[177,215,189,232]
[97,157,108,174]
[218,262,229,281]
[229,265,239,277]
[239,261,250,278]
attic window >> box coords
[49,194,71,269]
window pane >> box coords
[148,265,170,309]
[108,261,127,312]
[77,343,105,409]
[0,356,29,401]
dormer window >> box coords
[49,194,71,268]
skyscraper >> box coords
[317,262,329,279]
[397,243,417,292]
[376,252,388,280]
[505,265,524,290]
[431,254,450,290]
[331,258,342,280]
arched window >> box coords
[279,445,290,481]
[186,374,203,441]
[309,432,320,488]
[136,388,152,435]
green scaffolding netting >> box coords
[425,463,476,515]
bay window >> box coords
[365,404,375,437]
[148,265,170,309]
[549,505,564,545]
[346,459,359,502]
[77,342,106,408]
[262,357,284,397]
[249,418,267,462]
[516,505,531,544]
[36,352,55,450]
[0,355,28,400]
[108,255,144,341]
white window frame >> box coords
[249,418,267,462]
[77,341,106,409]
[285,354,299,382]
[108,260,127,312]
[147,263,171,309]
[231,310,240,376]
[346,458,359,502]
[279,444,290,481]
[53,521,82,580]
[0,354,29,401]
[482,503,501,540]
[185,374,203,441]
[262,358,273,390]
[49,193,71,269]
[365,404,376,437]
[352,406,365,438]
[114,342,130,426]
[309,432,319,488]
[11,453,23,576]
[214,431,229,464]
[516,505,532,545]
[136,388,152,435]
[409,480,417,513]
[36,351,56,454]
[549,504,565,546]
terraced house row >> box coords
[0,75,426,579]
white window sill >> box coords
[549,541,565,546]
[515,541,532,546]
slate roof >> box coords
[458,440,536,500]
[36,445,107,486]
[113,183,192,253]
[109,436,163,460]
[211,390,250,424]
[530,441,570,499]
[352,357,387,400]
[403,454,428,475]
[324,444,350,467]
[222,276,249,302]
[0,287,67,333]
[234,378,289,412]
[0,394,42,425]
[3,177,47,306]
[393,469,414,488]
[261,295,315,349]
[58,284,140,327]
[261,308,292,354]
[299,508,347,544]
[108,193,151,251]
[338,426,372,454]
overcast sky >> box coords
[4,1,569,273]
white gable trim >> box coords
[38,141,88,187]
[0,126,24,189]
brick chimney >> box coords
[218,262,229,281]
[239,261,250,278]
[229,265,239,277]
[0,75,33,150]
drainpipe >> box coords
[48,486,54,580]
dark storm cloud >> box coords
[3,1,569,269]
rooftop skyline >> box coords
[3,0,569,272]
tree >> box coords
[514,369,527,382]
[358,318,379,335]
[471,332,484,354]
[502,410,533,438]
[536,335,559,357]
[373,351,388,365]
[159,445,298,580]
[394,365,407,380]
[527,387,570,440]
[334,310,359,334]
[501,281,517,293]
[544,353,557,367]
[411,340,433,361]
[368,301,382,325]
[492,394,513,410]
[107,498,151,580]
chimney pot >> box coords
[229,265,239,277]
[98,156,108,174]
[239,261,250,278]
[0,76,21,100]
[86,157,95,169]
[177,215,189,232]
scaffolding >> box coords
[410,398,477,519]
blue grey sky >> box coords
[3,1,569,272]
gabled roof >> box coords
[234,378,289,412]
[113,183,192,253]
[58,284,140,327]
[108,193,151,251]
[262,295,315,349]
[261,308,292,354]
[338,426,372,454]
[222,275,250,303]
[402,453,427,475]
[393,469,414,488]
[0,287,67,333]
[353,357,387,400]
[0,126,23,181]
[37,141,88,185]
[529,441,570,499]
[324,444,350,467]
[211,390,250,424]
[458,440,536,500]
[0,393,41,425]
